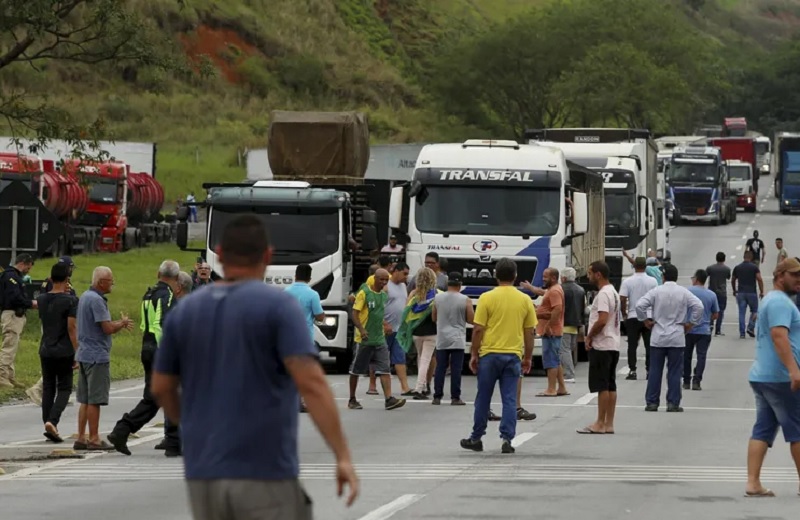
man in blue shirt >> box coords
[683,269,719,391]
[151,214,358,518]
[284,263,324,414]
[745,257,800,498]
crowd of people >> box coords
[1,216,800,515]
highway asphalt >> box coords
[2,176,799,520]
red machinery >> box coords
[40,159,89,219]
[127,171,165,222]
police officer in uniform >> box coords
[108,260,182,457]
[1,254,37,388]
[27,256,77,405]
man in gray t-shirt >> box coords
[384,263,413,395]
[706,252,731,336]
[431,273,473,405]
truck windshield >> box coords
[88,180,118,203]
[729,165,750,181]
[668,162,718,184]
[208,207,340,263]
[604,192,637,233]
[755,142,770,157]
[415,186,560,236]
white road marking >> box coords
[573,392,598,405]
[617,367,630,375]
[735,245,742,250]
[741,235,747,239]
[729,255,736,260]
[357,494,426,520]
[109,384,145,395]
[0,426,163,448]
[511,432,538,448]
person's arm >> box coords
[685,293,704,332]
[771,326,800,391]
[465,300,475,325]
[312,293,325,323]
[522,300,537,373]
[548,299,562,331]
[761,241,766,263]
[622,250,635,266]
[351,290,368,340]
[7,276,34,309]
[731,268,738,295]
[635,289,654,327]
[469,296,488,373]
[94,298,132,335]
[711,294,720,323]
[620,296,629,318]
[756,272,764,297]
[67,316,78,351]
[520,281,545,297]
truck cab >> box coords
[726,160,756,213]
[755,136,771,179]
[666,145,735,226]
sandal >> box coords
[536,392,558,397]
[43,423,63,443]
[744,489,775,498]
[576,426,604,434]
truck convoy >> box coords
[523,128,659,290]
[771,132,800,214]
[176,111,380,372]
[0,140,173,256]
[665,145,737,226]
[725,160,756,212]
[386,138,605,363]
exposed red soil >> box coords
[180,25,260,84]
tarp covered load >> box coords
[267,111,370,179]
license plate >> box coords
[697,208,706,215]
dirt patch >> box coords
[180,25,261,83]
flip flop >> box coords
[557,392,571,396]
[605,430,615,435]
[744,489,775,498]
[576,426,604,434]
[44,423,63,443]
[365,390,379,395]
[536,392,559,397]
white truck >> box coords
[176,112,381,373]
[726,159,756,212]
[524,128,660,289]
[387,139,605,365]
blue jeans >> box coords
[714,293,726,335]
[433,349,464,399]
[683,334,712,384]
[750,382,800,446]
[736,292,758,336]
[386,333,406,365]
[471,353,520,442]
[541,336,561,370]
[646,347,684,407]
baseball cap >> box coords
[775,257,800,274]
[390,234,397,239]
[447,271,463,285]
[58,256,75,267]
[646,257,659,266]
[633,256,647,269]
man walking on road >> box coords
[683,270,719,392]
[461,258,537,454]
[560,268,585,383]
[381,262,414,396]
[733,251,765,339]
[620,257,658,381]
[432,272,473,405]
[534,268,568,397]
[707,252,731,337]
[744,257,800,498]
[74,267,133,451]
[108,260,180,457]
[152,215,359,517]
[579,261,620,435]
[775,238,789,267]
[0,253,37,389]
[746,230,766,268]
[635,264,704,413]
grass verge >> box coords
[0,243,199,405]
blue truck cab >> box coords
[666,145,736,226]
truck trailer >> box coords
[772,132,800,214]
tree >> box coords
[0,0,192,158]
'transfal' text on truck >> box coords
[176,111,381,372]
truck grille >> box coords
[442,257,538,287]
[674,191,711,212]
[605,255,623,291]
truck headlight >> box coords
[319,315,339,327]
[761,165,770,173]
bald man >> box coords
[347,268,406,411]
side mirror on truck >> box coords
[361,225,379,251]
[389,186,404,229]
[362,209,378,225]
[176,222,188,250]
[572,192,588,235]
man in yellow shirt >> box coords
[461,258,537,454]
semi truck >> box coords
[386,139,605,364]
[666,145,737,226]
[725,160,756,212]
[524,128,660,290]
[755,136,772,178]
[707,137,759,196]
[722,117,748,137]
[175,111,381,372]
[0,147,173,257]
[772,132,800,214]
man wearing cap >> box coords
[27,256,78,405]
[744,257,800,498]
[683,269,719,391]
[1,253,37,389]
[620,257,658,381]
[381,235,404,254]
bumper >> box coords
[737,194,756,208]
[314,309,349,354]
[781,199,800,212]
[680,212,719,222]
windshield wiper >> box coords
[273,249,318,254]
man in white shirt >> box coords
[578,261,621,435]
[619,257,658,381]
[635,264,704,413]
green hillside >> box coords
[2,0,800,202]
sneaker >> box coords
[517,407,536,421]
[740,334,746,339]
[667,404,684,412]
[164,448,182,458]
[431,397,441,405]
[413,392,429,401]
[348,399,363,410]
[501,440,515,454]
[747,329,755,338]
[154,439,168,450]
[692,382,702,391]
[460,438,483,452]
[682,382,690,390]
[626,371,637,381]
[715,332,725,337]
[451,399,466,406]
[645,404,658,412]
[107,432,131,456]
[488,409,501,421]
[385,397,406,410]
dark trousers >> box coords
[646,347,684,407]
[625,318,651,373]
[113,351,180,448]
[684,334,712,384]
[433,349,464,399]
[714,294,726,335]
[40,356,74,426]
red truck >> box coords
[708,137,759,210]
